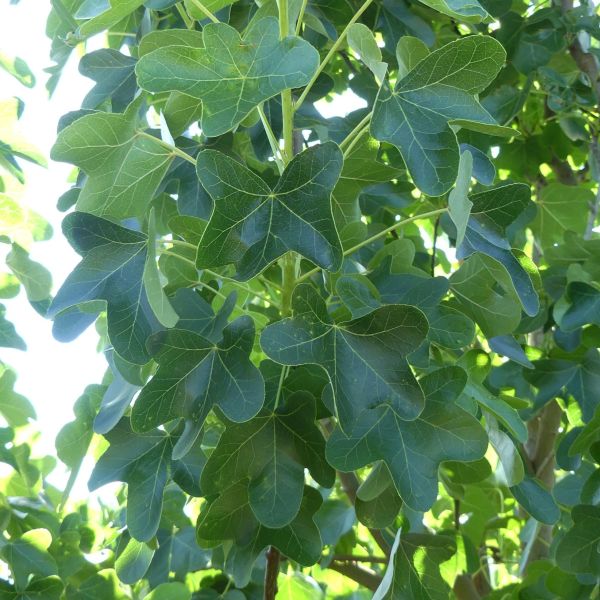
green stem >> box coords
[342,123,370,158]
[295,0,375,112]
[205,270,277,305]
[160,249,197,268]
[161,238,197,250]
[339,112,372,151]
[257,104,285,174]
[273,365,288,410]
[279,0,294,164]
[295,0,309,35]
[162,242,279,305]
[175,2,194,28]
[297,208,448,283]
[187,0,219,22]
[138,131,196,165]
[281,252,296,316]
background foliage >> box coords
[1,0,600,598]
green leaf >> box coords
[395,36,430,79]
[0,304,26,350]
[331,137,400,228]
[369,262,475,349]
[56,385,103,468]
[458,183,539,317]
[375,533,456,599]
[201,391,334,528]
[347,23,387,82]
[195,142,343,280]
[0,195,52,247]
[183,0,240,20]
[76,0,145,39]
[356,465,402,529]
[326,367,488,510]
[115,538,154,584]
[448,150,473,248]
[131,318,264,432]
[277,573,324,600]
[510,477,559,525]
[555,504,600,574]
[0,53,35,87]
[48,213,161,365]
[144,583,191,600]
[450,253,523,338]
[1,529,57,590]
[79,49,137,112]
[143,210,179,328]
[65,569,128,600]
[51,111,174,220]
[6,244,52,303]
[371,36,511,196]
[463,380,527,442]
[136,18,319,137]
[261,283,428,430]
[197,483,322,587]
[417,0,490,22]
[486,418,524,486]
[89,420,171,541]
[0,577,63,600]
[532,183,594,250]
[0,366,36,427]
[561,282,600,331]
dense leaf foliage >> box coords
[2,0,600,598]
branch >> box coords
[332,554,388,563]
[328,561,382,591]
[263,546,280,600]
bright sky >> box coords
[1,2,106,489]
[0,0,366,496]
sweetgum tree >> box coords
[1,0,600,597]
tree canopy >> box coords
[1,0,600,598]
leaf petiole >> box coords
[297,208,448,283]
[186,0,219,23]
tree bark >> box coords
[263,546,280,600]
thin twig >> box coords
[294,0,375,112]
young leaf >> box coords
[196,142,343,280]
[347,23,387,82]
[143,210,179,329]
[136,18,319,137]
[448,150,473,248]
[261,284,428,431]
[395,36,430,78]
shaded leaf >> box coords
[201,391,334,528]
[326,367,488,510]
[196,142,343,280]
[261,283,428,431]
